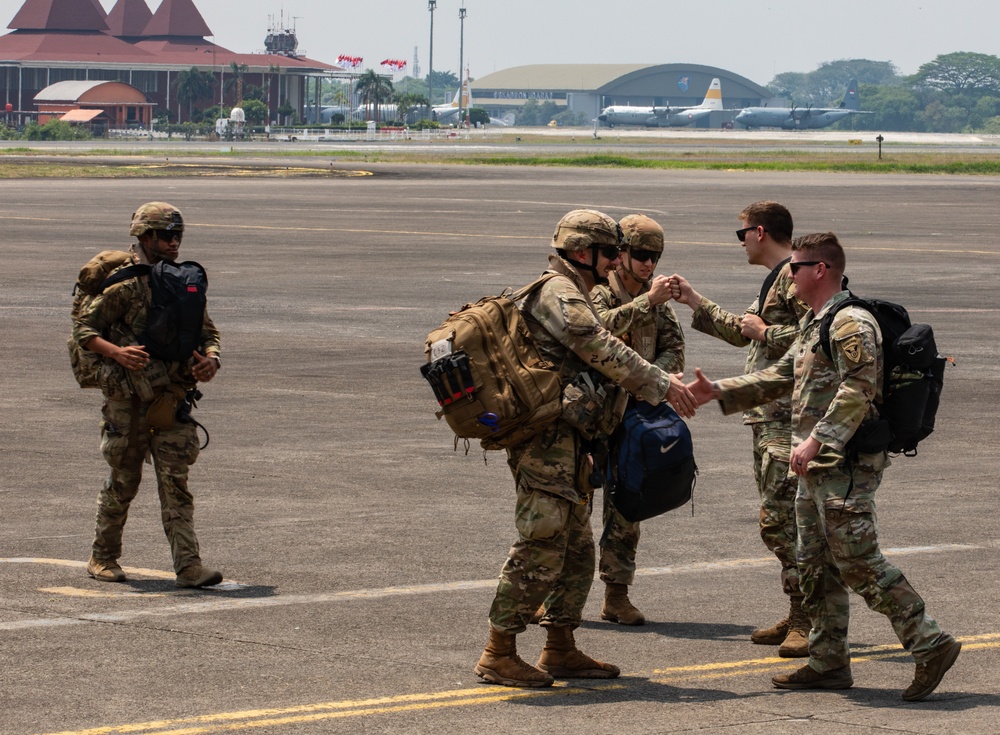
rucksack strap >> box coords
[509,272,561,302]
[756,257,791,318]
[817,293,864,360]
[100,264,150,293]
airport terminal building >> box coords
[471,63,772,127]
[0,0,344,127]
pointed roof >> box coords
[105,0,152,37]
[141,0,212,38]
[8,0,109,31]
[89,0,107,20]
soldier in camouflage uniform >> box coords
[475,209,697,688]
[589,214,685,626]
[669,202,811,656]
[687,233,960,702]
[73,202,224,589]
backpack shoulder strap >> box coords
[818,294,868,359]
[756,256,791,316]
[99,264,151,293]
[510,272,561,302]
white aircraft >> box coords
[431,74,472,123]
[597,78,723,128]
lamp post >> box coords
[458,4,466,126]
[427,0,437,120]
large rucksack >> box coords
[421,274,563,451]
[610,401,697,522]
[69,250,133,388]
[102,260,208,362]
[819,295,947,456]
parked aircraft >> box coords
[597,78,723,128]
[431,75,472,123]
[734,79,868,130]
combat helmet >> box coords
[619,214,664,284]
[129,202,184,238]
[551,209,622,252]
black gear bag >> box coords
[101,260,208,362]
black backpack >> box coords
[102,260,208,362]
[818,295,946,456]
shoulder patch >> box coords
[558,293,601,336]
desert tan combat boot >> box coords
[778,596,810,658]
[475,628,554,687]
[86,556,126,583]
[536,626,620,679]
[751,601,791,645]
[600,583,646,625]
[175,563,223,588]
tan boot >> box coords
[87,556,126,583]
[751,600,791,645]
[536,626,620,679]
[175,563,223,588]
[475,628,554,687]
[600,583,646,626]
[778,596,810,658]
[529,604,545,625]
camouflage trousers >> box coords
[599,488,640,586]
[796,452,946,672]
[92,397,203,574]
[488,485,595,634]
[751,422,800,598]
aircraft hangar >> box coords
[471,63,773,127]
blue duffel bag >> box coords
[610,401,697,522]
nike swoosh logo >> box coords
[660,440,680,454]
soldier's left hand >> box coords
[790,437,821,476]
[667,372,697,418]
[191,350,220,383]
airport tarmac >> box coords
[1,165,998,734]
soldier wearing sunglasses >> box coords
[668,201,810,657]
[476,209,696,689]
[588,214,685,626]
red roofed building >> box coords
[1,0,345,126]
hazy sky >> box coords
[5,0,999,85]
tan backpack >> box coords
[68,250,132,388]
[421,274,563,451]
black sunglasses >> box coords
[598,245,623,259]
[736,225,765,242]
[155,229,182,243]
[629,249,660,263]
[789,260,828,274]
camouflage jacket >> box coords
[591,270,685,373]
[510,255,675,501]
[73,257,221,401]
[691,261,807,425]
[716,290,882,470]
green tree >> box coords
[911,52,1000,95]
[176,67,216,122]
[226,62,249,106]
[467,107,490,126]
[242,99,268,125]
[847,84,924,131]
[426,70,459,104]
[355,69,394,123]
[394,92,428,123]
[768,60,899,106]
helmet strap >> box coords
[581,245,609,285]
[621,253,650,286]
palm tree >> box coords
[394,92,428,124]
[176,67,215,122]
[355,69,394,124]
[226,62,249,108]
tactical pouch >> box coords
[561,373,624,440]
[146,385,187,430]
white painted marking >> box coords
[0,545,976,633]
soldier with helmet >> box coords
[475,209,697,688]
[589,213,685,625]
[72,202,224,589]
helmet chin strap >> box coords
[578,245,609,285]
[621,253,650,285]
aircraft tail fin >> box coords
[841,79,861,110]
[700,78,723,110]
